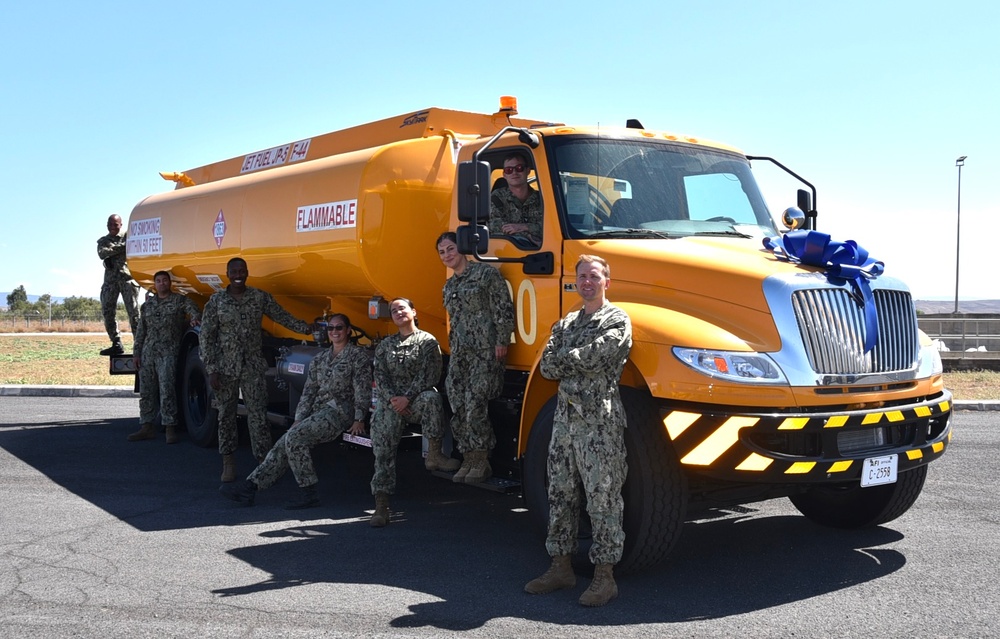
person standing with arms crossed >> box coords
[524,254,632,608]
[220,314,370,509]
[97,214,140,355]
[199,257,314,483]
[436,232,514,484]
[368,297,458,527]
[128,270,201,444]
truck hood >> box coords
[564,236,808,352]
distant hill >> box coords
[916,300,1000,315]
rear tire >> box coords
[789,464,928,528]
[180,345,218,448]
[522,387,688,573]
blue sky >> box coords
[1,1,995,301]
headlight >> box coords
[917,343,944,377]
[673,347,787,384]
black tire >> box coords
[180,345,218,447]
[789,464,928,528]
[522,387,688,574]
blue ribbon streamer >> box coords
[763,230,885,353]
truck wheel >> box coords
[181,345,218,448]
[522,387,688,574]
[789,464,928,528]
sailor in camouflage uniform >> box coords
[437,232,515,484]
[199,257,314,483]
[220,314,370,509]
[525,254,632,608]
[127,270,201,444]
[97,214,140,355]
[368,298,459,527]
[489,151,543,247]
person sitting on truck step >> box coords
[220,314,371,509]
[97,213,141,356]
[524,254,632,608]
[489,151,543,247]
[437,232,515,484]
[368,297,458,527]
[199,256,316,483]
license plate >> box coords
[861,454,898,487]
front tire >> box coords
[789,464,928,528]
[522,387,688,573]
[180,345,218,447]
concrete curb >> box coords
[0,385,137,398]
[1,385,997,410]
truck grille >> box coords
[791,289,918,374]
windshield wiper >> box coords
[692,229,753,238]
[589,228,676,240]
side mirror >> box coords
[782,206,806,230]
[456,225,490,255]
[457,161,491,222]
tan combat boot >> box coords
[464,450,492,484]
[579,563,618,607]
[524,555,576,594]
[370,492,390,528]
[425,437,461,472]
[221,454,236,483]
[164,425,179,444]
[452,453,473,483]
[127,423,156,442]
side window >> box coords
[683,172,757,223]
[487,150,543,249]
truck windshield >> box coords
[549,137,778,239]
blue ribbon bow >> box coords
[763,230,885,353]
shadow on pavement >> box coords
[0,405,907,629]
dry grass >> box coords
[0,331,995,400]
[0,333,135,386]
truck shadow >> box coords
[1,412,907,628]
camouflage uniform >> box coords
[249,342,371,489]
[97,231,140,343]
[199,286,312,460]
[371,329,444,495]
[540,300,632,565]
[489,187,543,246]
[134,292,200,427]
[443,261,514,454]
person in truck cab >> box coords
[489,151,543,247]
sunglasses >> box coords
[503,164,526,175]
[327,324,347,331]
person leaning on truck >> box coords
[368,297,460,527]
[488,151,543,247]
[220,314,370,509]
[436,231,515,484]
[199,257,315,483]
[97,213,141,356]
[127,270,201,444]
[524,254,633,608]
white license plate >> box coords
[861,454,898,487]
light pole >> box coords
[954,156,967,314]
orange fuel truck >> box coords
[125,98,952,572]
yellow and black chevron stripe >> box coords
[660,394,952,482]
